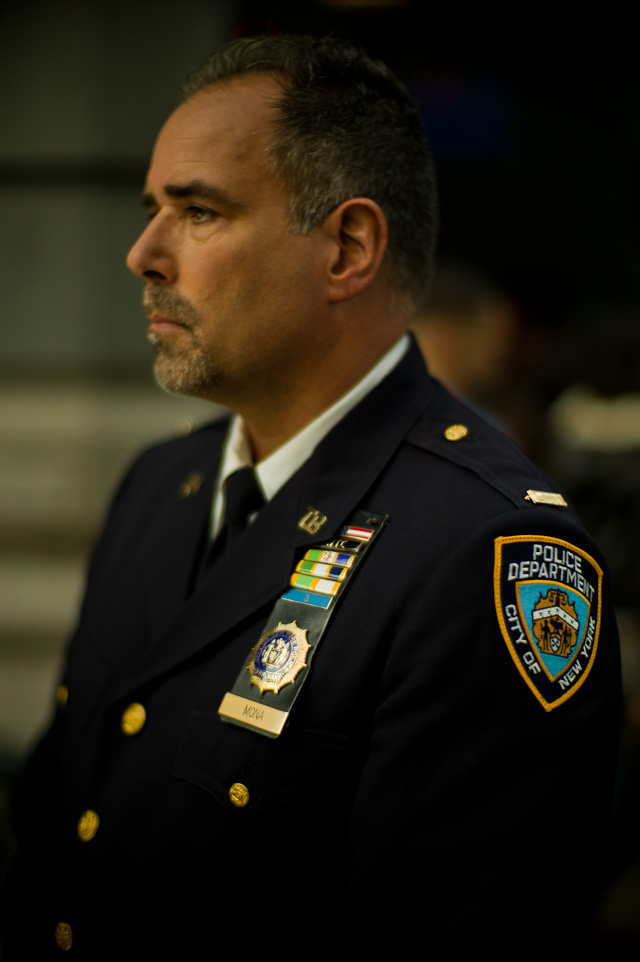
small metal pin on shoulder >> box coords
[525,489,568,507]
[297,507,328,535]
[179,472,204,498]
[444,423,469,442]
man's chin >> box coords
[151,350,221,400]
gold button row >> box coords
[77,785,249,842]
[73,704,145,848]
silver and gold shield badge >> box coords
[246,621,311,695]
[494,535,603,710]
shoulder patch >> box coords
[494,535,603,711]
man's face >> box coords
[127,76,325,407]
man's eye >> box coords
[187,205,215,223]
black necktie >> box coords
[193,467,264,588]
[218,466,264,552]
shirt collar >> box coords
[212,334,410,535]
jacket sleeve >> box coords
[341,510,621,953]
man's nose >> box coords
[126,217,177,283]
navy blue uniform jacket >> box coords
[6,343,621,957]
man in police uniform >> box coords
[6,36,621,957]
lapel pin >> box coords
[297,507,328,535]
[179,472,204,499]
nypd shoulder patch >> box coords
[494,535,603,711]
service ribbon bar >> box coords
[295,559,350,581]
[280,587,333,609]
[289,573,342,596]
[341,524,375,541]
[218,509,388,737]
[304,548,355,568]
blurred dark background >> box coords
[1,0,639,948]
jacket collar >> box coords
[114,339,434,698]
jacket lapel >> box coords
[146,445,220,642]
[113,341,434,700]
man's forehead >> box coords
[144,75,285,203]
[159,74,281,149]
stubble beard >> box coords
[147,327,222,398]
[144,290,222,399]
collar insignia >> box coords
[297,507,328,535]
[179,472,204,498]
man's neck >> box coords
[243,330,407,461]
[210,334,410,537]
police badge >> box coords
[494,535,603,710]
[219,509,389,736]
[246,621,311,695]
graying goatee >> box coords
[142,290,221,398]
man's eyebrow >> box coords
[140,180,245,213]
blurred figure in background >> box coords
[545,309,640,925]
[412,261,519,428]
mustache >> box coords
[143,289,200,327]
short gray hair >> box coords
[181,35,438,312]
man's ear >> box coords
[322,198,388,303]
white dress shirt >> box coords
[210,334,410,536]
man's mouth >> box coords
[146,312,191,332]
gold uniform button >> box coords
[56,686,69,709]
[444,423,469,442]
[77,809,100,842]
[54,921,73,951]
[121,702,146,736]
[229,783,250,808]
